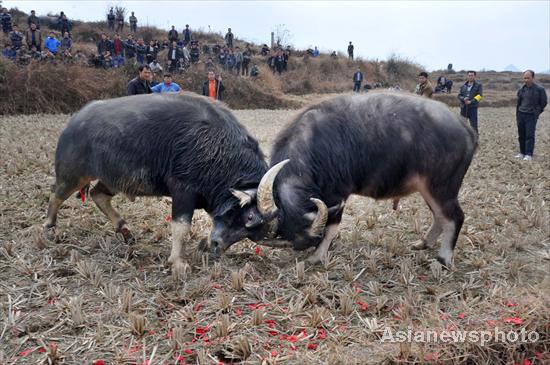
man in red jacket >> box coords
[112,33,124,67]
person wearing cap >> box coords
[458,70,483,133]
[151,73,182,93]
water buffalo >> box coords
[44,93,270,268]
[253,92,477,267]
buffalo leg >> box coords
[44,177,89,228]
[306,224,339,264]
[90,182,131,241]
[412,182,444,250]
[167,190,196,266]
[436,198,464,267]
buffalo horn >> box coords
[309,198,328,237]
[256,159,290,216]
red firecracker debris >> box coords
[504,317,524,325]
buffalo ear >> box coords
[230,189,257,208]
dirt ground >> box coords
[0,105,549,365]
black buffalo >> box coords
[253,92,477,267]
[44,93,270,268]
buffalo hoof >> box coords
[42,224,57,241]
[170,259,187,280]
[116,226,135,244]
[411,239,429,250]
[436,255,452,269]
[305,254,323,266]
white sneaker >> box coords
[514,154,524,159]
[523,155,532,161]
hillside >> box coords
[1,8,549,114]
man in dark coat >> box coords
[107,8,115,30]
[224,28,234,48]
[514,70,548,161]
[168,26,178,43]
[457,71,483,133]
[27,10,40,29]
[97,33,113,55]
[202,70,225,100]
[347,41,354,60]
[352,68,363,92]
[129,12,137,33]
[183,24,191,46]
[1,8,12,34]
[127,65,153,95]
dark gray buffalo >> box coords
[250,92,477,267]
[44,93,270,268]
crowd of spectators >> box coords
[1,8,80,65]
[0,7,291,79]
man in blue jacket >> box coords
[458,71,483,133]
[151,73,182,93]
[45,32,61,54]
[514,70,547,161]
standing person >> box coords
[224,28,234,49]
[112,33,124,67]
[242,48,251,76]
[415,71,434,98]
[347,41,354,60]
[274,49,284,74]
[25,22,42,51]
[202,70,225,101]
[225,48,235,72]
[129,12,137,33]
[183,24,191,46]
[1,8,12,35]
[352,67,363,92]
[312,46,319,57]
[514,70,547,161]
[234,46,243,76]
[151,73,182,93]
[59,14,71,35]
[9,24,23,50]
[127,65,153,95]
[107,8,115,31]
[27,10,40,29]
[167,41,182,72]
[145,40,157,64]
[458,70,483,133]
[135,37,147,65]
[168,26,178,43]
[116,11,124,33]
[124,34,136,62]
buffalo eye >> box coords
[247,213,254,222]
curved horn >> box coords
[308,198,328,237]
[257,159,290,216]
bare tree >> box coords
[272,24,292,48]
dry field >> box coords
[0,105,549,365]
